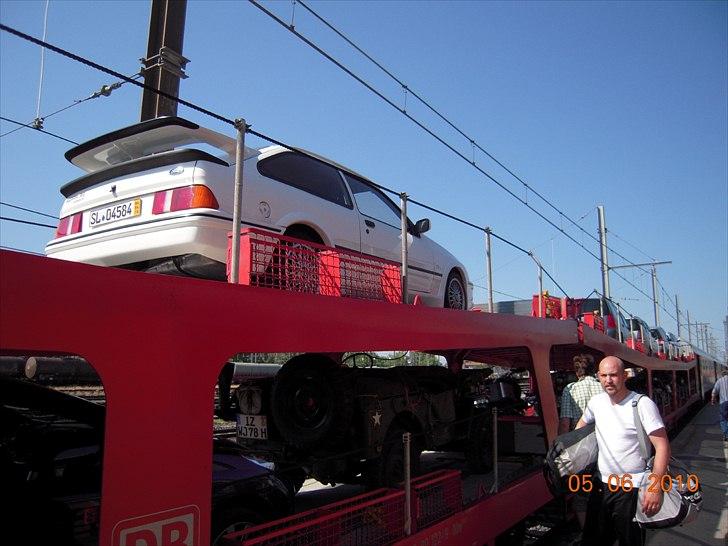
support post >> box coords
[597,206,610,299]
[490,407,499,493]
[687,310,691,343]
[400,193,409,304]
[529,253,544,318]
[403,432,412,536]
[485,227,494,313]
[651,265,660,327]
[615,301,624,343]
[229,119,246,284]
[675,295,681,338]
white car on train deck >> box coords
[45,116,472,309]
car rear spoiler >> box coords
[65,116,257,173]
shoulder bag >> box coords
[632,395,703,528]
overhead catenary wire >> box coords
[266,1,662,281]
[0,23,235,127]
[0,73,142,140]
[0,216,56,229]
[34,0,51,126]
[0,115,78,145]
[246,3,679,305]
[0,201,57,220]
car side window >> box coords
[257,152,352,208]
[343,174,401,228]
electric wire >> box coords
[0,73,142,140]
[0,115,78,145]
[34,0,51,124]
[0,23,235,126]
[609,230,657,263]
[248,0,673,307]
[0,216,56,229]
[268,1,661,279]
[0,201,57,220]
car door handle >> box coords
[365,219,375,228]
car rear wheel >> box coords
[444,270,466,310]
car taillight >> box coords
[152,185,219,214]
[54,212,83,238]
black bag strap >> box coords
[632,394,651,461]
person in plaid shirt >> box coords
[559,353,604,434]
[559,353,604,531]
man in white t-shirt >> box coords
[576,356,671,546]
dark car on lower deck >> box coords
[0,378,292,545]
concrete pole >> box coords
[675,295,681,338]
[687,310,691,343]
[400,193,409,304]
[229,119,247,284]
[485,228,494,312]
[597,206,610,299]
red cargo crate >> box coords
[227,228,401,304]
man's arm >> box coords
[642,427,671,517]
[575,417,587,429]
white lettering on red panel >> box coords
[112,505,200,546]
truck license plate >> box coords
[236,414,268,440]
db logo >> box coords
[112,505,200,546]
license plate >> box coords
[236,414,268,440]
[89,198,141,228]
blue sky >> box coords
[1,1,726,355]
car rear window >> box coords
[257,152,352,208]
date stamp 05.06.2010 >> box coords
[567,473,700,494]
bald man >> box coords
[576,356,670,546]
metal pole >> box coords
[615,301,624,343]
[485,227,494,313]
[538,265,543,318]
[597,206,610,299]
[651,265,660,327]
[403,432,412,536]
[229,119,246,284]
[687,310,691,343]
[400,193,409,304]
[675,295,681,338]
[491,407,499,493]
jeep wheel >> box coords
[370,423,423,487]
[271,355,353,448]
